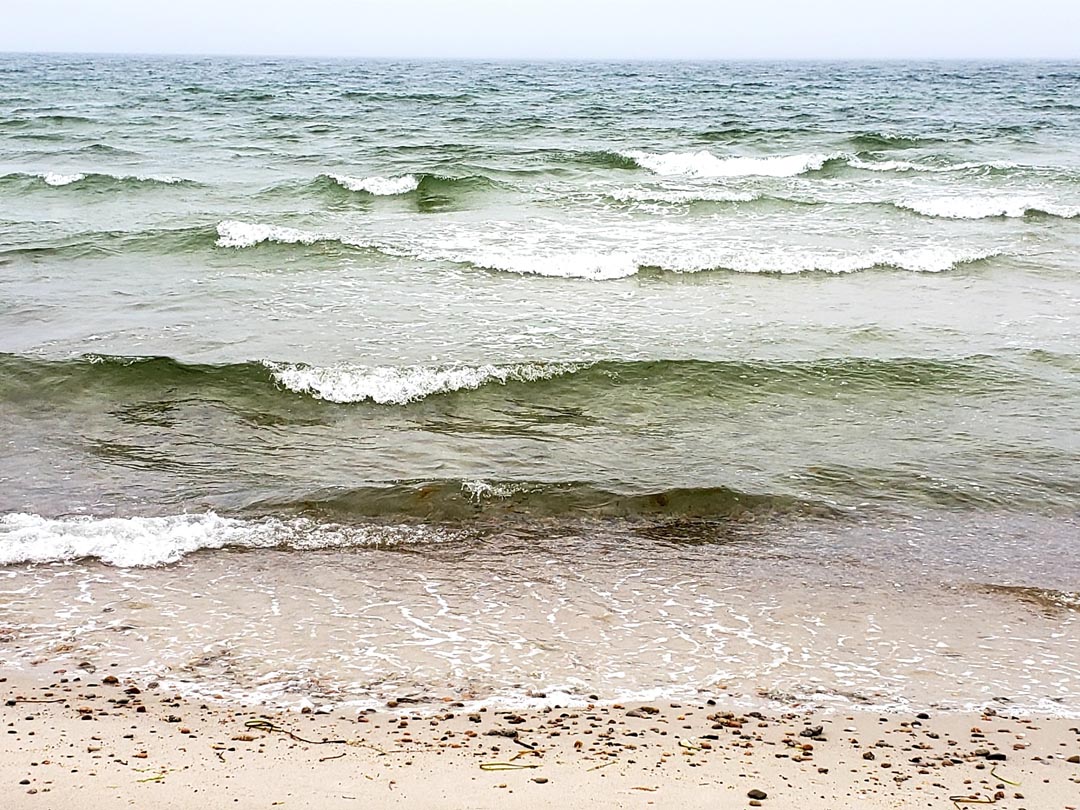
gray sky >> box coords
[3,0,1079,59]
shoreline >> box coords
[3,667,1078,809]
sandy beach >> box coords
[3,667,1079,810]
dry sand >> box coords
[2,667,1079,810]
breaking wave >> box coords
[0,512,455,567]
[324,173,420,195]
[620,149,842,178]
[267,361,584,404]
[0,170,192,189]
[896,197,1080,220]
[845,156,1017,174]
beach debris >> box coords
[479,762,540,771]
[678,737,703,751]
[990,767,1020,786]
[244,718,347,745]
[950,794,1002,808]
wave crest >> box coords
[897,197,1080,220]
[324,173,420,195]
[621,149,840,178]
[0,171,190,189]
[846,157,1014,174]
[0,512,446,567]
[268,361,584,404]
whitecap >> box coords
[847,157,1012,173]
[267,361,583,405]
[215,219,322,248]
[326,173,420,195]
[622,149,839,178]
[42,171,86,186]
[37,171,185,186]
[897,197,1080,219]
[0,512,446,567]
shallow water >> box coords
[1,57,1078,711]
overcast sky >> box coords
[3,0,1079,60]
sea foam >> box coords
[326,173,421,195]
[215,220,323,248]
[674,246,999,275]
[42,171,86,186]
[846,157,1012,173]
[609,187,760,204]
[268,362,583,404]
[462,251,639,280]
[622,149,838,178]
[0,512,444,567]
[898,197,1080,219]
[37,171,186,186]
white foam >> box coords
[0,512,445,567]
[465,251,639,280]
[654,246,999,275]
[215,219,322,248]
[622,149,838,178]
[268,362,583,405]
[847,157,1011,173]
[609,187,759,204]
[38,171,184,186]
[42,172,86,186]
[327,173,420,195]
[461,480,536,502]
[897,197,1080,219]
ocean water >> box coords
[1,56,1078,713]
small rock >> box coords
[862,751,875,760]
[101,676,119,686]
[799,725,823,738]
[1066,755,1079,764]
[747,788,767,800]
[532,777,548,784]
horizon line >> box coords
[2,50,1079,63]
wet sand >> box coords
[3,668,1079,809]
